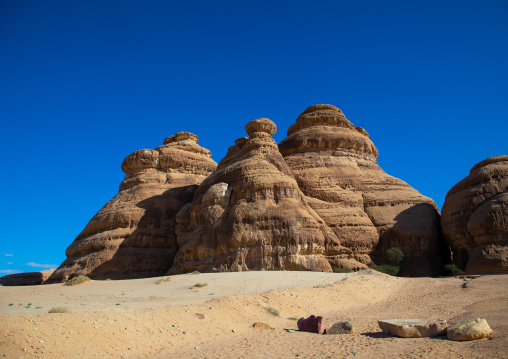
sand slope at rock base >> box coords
[1,271,506,359]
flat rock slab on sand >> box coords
[0,270,507,359]
[378,319,447,338]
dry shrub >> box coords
[191,282,208,288]
[264,307,280,317]
[156,276,172,284]
[65,275,90,286]
[48,306,70,313]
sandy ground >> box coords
[0,269,507,359]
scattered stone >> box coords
[252,322,276,330]
[378,319,447,338]
[196,313,205,319]
[447,317,492,341]
[297,315,326,335]
[326,321,355,335]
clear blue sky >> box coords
[1,0,507,275]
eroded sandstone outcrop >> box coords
[279,104,447,275]
[47,132,217,282]
[0,269,55,286]
[441,155,508,274]
[169,118,359,274]
[45,104,452,281]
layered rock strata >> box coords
[169,118,358,274]
[441,155,508,274]
[47,132,217,282]
[279,105,446,274]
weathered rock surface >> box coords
[447,317,492,341]
[441,155,508,274]
[47,104,452,280]
[0,269,55,286]
[326,321,355,334]
[169,118,358,274]
[279,105,446,274]
[297,315,326,335]
[47,133,217,282]
[378,319,447,338]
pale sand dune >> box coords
[0,270,506,358]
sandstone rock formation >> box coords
[169,118,359,274]
[47,133,217,282]
[447,317,492,341]
[44,104,451,282]
[378,319,447,338]
[0,269,55,286]
[441,155,508,274]
[278,105,446,274]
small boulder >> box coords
[326,321,355,335]
[447,317,492,341]
[297,315,326,335]
[378,319,447,338]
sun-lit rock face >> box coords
[279,105,447,275]
[169,118,361,274]
[47,133,217,283]
[46,104,454,281]
[441,155,508,274]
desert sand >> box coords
[1,270,507,358]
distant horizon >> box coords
[1,0,507,274]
